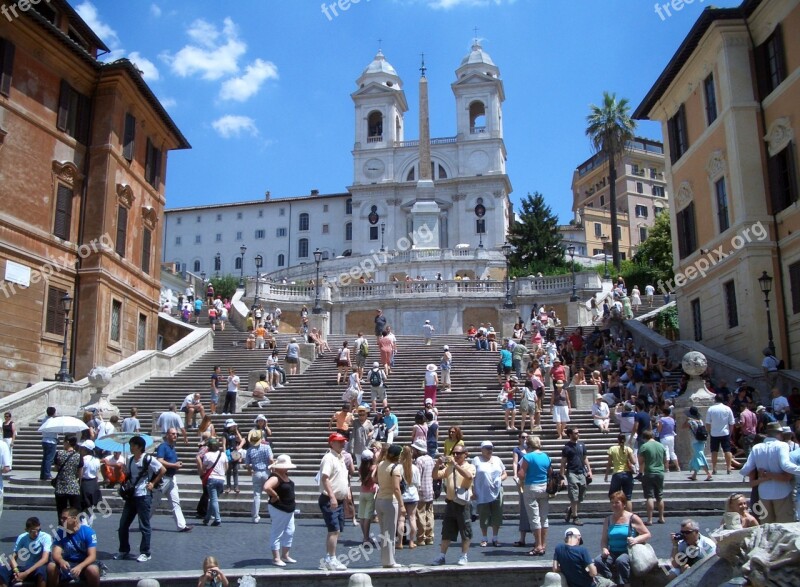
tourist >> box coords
[645,284,655,307]
[116,435,165,562]
[511,432,531,547]
[209,366,222,415]
[424,363,439,406]
[222,368,240,415]
[353,331,368,379]
[762,348,780,389]
[592,396,610,434]
[250,374,271,409]
[423,319,435,345]
[77,440,102,522]
[267,350,286,389]
[244,430,273,523]
[285,338,300,376]
[440,345,453,390]
[351,407,374,465]
[0,516,50,587]
[738,402,758,456]
[358,449,377,545]
[497,344,512,385]
[770,387,790,424]
[551,380,571,440]
[503,376,519,432]
[336,341,352,385]
[197,416,216,440]
[100,450,126,489]
[222,420,243,494]
[519,375,540,434]
[443,426,464,456]
[121,408,141,433]
[631,286,642,312]
[151,428,193,532]
[375,444,404,568]
[604,434,635,512]
[344,365,363,410]
[180,393,205,430]
[512,339,528,379]
[398,446,420,549]
[705,394,736,474]
[472,440,507,547]
[425,409,439,457]
[250,414,272,446]
[561,428,591,526]
[593,492,650,586]
[378,331,395,378]
[40,407,58,481]
[412,439,436,545]
[723,493,759,528]
[197,556,228,587]
[368,362,388,413]
[431,445,475,566]
[638,429,667,525]
[518,435,550,556]
[2,412,15,455]
[374,309,387,346]
[669,519,716,576]
[657,407,680,472]
[329,404,353,445]
[318,432,351,571]
[47,508,100,587]
[156,404,188,444]
[53,436,82,528]
[199,437,227,526]
[553,527,597,587]
[264,454,298,567]
[0,438,10,522]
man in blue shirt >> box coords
[0,516,51,587]
[152,428,193,533]
[383,406,398,444]
[553,527,597,587]
[40,407,58,481]
[46,508,100,587]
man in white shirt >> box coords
[704,394,735,474]
[645,284,655,307]
[156,405,187,444]
[185,285,194,304]
[179,393,205,430]
[770,388,790,424]
[223,368,240,415]
[318,433,350,571]
[0,439,11,522]
[740,421,800,522]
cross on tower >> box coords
[473,26,479,44]
[420,53,426,77]
[377,38,382,51]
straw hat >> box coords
[269,454,297,470]
[247,430,263,446]
[411,439,427,453]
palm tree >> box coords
[585,92,636,271]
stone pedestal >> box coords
[570,384,599,411]
[674,351,716,467]
[499,309,517,340]
[566,301,592,327]
[308,312,330,338]
[79,366,119,419]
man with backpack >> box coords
[368,362,387,413]
[353,332,369,381]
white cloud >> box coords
[166,17,246,80]
[160,97,177,109]
[75,2,119,48]
[219,58,278,102]
[212,115,259,139]
[128,52,160,81]
[150,4,162,17]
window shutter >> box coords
[76,91,91,144]
[116,205,128,257]
[0,38,15,97]
[145,137,153,183]
[153,146,162,187]
[57,80,70,132]
[141,228,151,274]
[123,113,136,161]
[667,116,678,165]
[773,24,786,89]
[53,184,73,240]
[46,286,66,336]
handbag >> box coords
[451,467,471,505]
[200,452,223,487]
[546,466,563,496]
[628,518,658,574]
[51,451,80,489]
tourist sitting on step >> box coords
[100,450,126,489]
[249,374,272,409]
[47,508,101,586]
[198,556,229,587]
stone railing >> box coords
[335,279,507,299]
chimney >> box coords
[311,189,319,196]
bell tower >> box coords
[452,40,504,142]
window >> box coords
[636,182,643,194]
[322,224,329,234]
[715,178,730,232]
[214,255,221,272]
[276,228,287,237]
[279,208,285,216]
[654,206,664,217]
[53,184,73,241]
[676,203,698,259]
[122,113,136,162]
[176,217,181,225]
[299,213,310,231]
[214,214,221,221]
[369,226,378,241]
[237,212,243,220]
[193,260,200,272]
[115,205,128,257]
[469,101,486,133]
[723,280,738,328]
[667,104,689,164]
[594,223,602,238]
[789,261,800,314]
[345,222,353,241]
[195,235,201,244]
[144,138,161,188]
[45,286,67,336]
[234,257,242,270]
[476,218,485,234]
[215,233,222,242]
[141,228,151,275]
[367,111,383,141]
[635,205,648,218]
[323,204,329,213]
[690,299,702,341]
[277,253,285,267]
[619,252,626,261]
[255,229,265,239]
[631,164,642,176]
[652,185,665,198]
[175,236,181,245]
[57,81,90,143]
[236,231,243,241]
[615,226,622,240]
[704,73,717,125]
[768,143,798,214]
[756,25,786,99]
[196,215,201,223]
[639,227,648,242]
[110,299,122,343]
[345,199,352,215]
[599,195,605,207]
[650,167,659,179]
[137,314,147,351]
[298,238,309,258]
[258,210,263,218]
[406,167,415,182]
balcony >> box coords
[366,135,383,144]
[470,126,486,134]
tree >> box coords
[208,275,238,301]
[585,92,636,271]
[507,192,564,274]
[633,211,674,285]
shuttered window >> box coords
[122,113,136,162]
[45,286,67,336]
[0,37,15,97]
[57,80,91,144]
[789,261,800,315]
[141,228,152,274]
[137,314,147,351]
[110,300,122,342]
[115,205,128,257]
[53,184,73,241]
[676,203,697,260]
[667,105,689,164]
[145,138,161,188]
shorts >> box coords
[710,435,731,453]
[371,386,387,402]
[520,402,536,416]
[567,471,586,503]
[441,500,473,542]
[660,435,677,460]
[336,360,349,367]
[319,494,345,532]
[609,471,634,500]
[477,495,504,528]
[505,400,517,411]
[641,473,664,502]
[210,392,219,405]
[286,357,299,365]
[355,355,366,368]
[553,405,570,423]
[0,564,47,585]
[358,491,376,520]
[503,365,512,375]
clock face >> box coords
[363,158,385,179]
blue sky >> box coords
[77,0,742,223]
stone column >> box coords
[309,312,330,338]
[674,351,716,467]
[499,309,517,340]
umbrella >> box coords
[95,433,155,453]
[38,416,88,435]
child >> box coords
[358,450,378,545]
[198,556,228,587]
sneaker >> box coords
[253,516,261,523]
[211,520,222,527]
[113,553,134,560]
[431,554,446,566]
[282,556,297,564]
[137,554,151,563]
[276,384,285,388]
[457,554,469,566]
[273,559,286,567]
[178,525,194,532]
[331,558,347,571]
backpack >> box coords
[359,340,369,357]
[692,421,708,441]
[391,464,407,493]
[369,368,382,387]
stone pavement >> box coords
[0,508,722,579]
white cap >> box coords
[361,449,374,461]
[79,440,95,451]
[565,527,583,544]
[225,419,237,428]
[480,440,493,449]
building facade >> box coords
[0,1,189,394]
[634,0,799,368]
[163,43,512,279]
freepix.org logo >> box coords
[1,0,51,23]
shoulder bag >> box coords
[628,515,658,574]
[200,452,223,486]
[451,465,471,505]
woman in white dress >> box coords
[631,286,642,312]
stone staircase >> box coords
[3,316,743,519]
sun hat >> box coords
[356,405,369,414]
[424,398,433,405]
[782,426,792,434]
[736,377,746,384]
[756,405,766,413]
[564,527,583,544]
[361,449,374,461]
[373,361,380,368]
[554,380,564,386]
[425,319,430,323]
[443,345,449,350]
[766,421,784,434]
[553,357,562,363]
[207,437,219,449]
[79,439,95,451]
[426,363,437,371]
[247,430,263,446]
[225,419,237,428]
[480,440,493,449]
[411,439,427,453]
[269,454,297,470]
[254,414,267,424]
[328,432,347,443]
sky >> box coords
[76,0,743,223]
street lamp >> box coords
[214,252,221,276]
[254,255,263,307]
[567,243,578,302]
[600,235,610,280]
[312,248,323,314]
[239,244,247,288]
[380,223,386,253]
[758,271,776,353]
[56,292,73,382]
[200,271,206,283]
[501,241,515,309]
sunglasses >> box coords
[680,530,697,535]
[452,452,466,456]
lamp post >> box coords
[380,223,386,253]
[200,271,206,283]
[758,271,776,353]
[501,241,514,309]
[567,244,578,302]
[56,292,73,382]
[312,248,323,314]
[214,252,221,277]
[254,255,263,307]
[239,244,247,288]
[600,235,610,280]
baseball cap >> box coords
[328,432,348,443]
[735,377,746,384]
[480,440,494,449]
[565,527,583,544]
[79,440,95,451]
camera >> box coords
[211,570,219,578]
[672,532,682,541]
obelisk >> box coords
[410,54,440,249]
